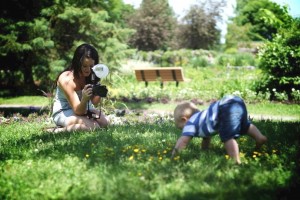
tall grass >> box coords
[0,114,299,199]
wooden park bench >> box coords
[134,67,188,88]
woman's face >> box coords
[81,57,95,77]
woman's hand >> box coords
[82,84,93,102]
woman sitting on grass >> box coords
[171,95,267,164]
[51,43,109,132]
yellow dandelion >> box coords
[225,155,230,159]
[85,154,89,158]
[129,155,134,160]
[138,172,142,176]
[142,149,146,153]
[134,148,139,153]
[159,156,163,160]
[239,152,245,158]
[173,156,180,160]
[253,151,259,155]
[272,149,277,154]
[163,150,167,154]
[253,155,257,158]
[149,156,153,161]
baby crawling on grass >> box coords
[171,95,267,164]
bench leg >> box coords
[160,82,163,89]
[176,81,179,87]
[145,82,148,87]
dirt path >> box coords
[0,105,299,121]
[137,109,299,121]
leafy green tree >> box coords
[234,0,290,41]
[126,0,177,51]
[178,0,225,49]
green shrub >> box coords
[257,18,300,100]
[216,54,235,66]
[190,56,209,68]
[234,53,257,66]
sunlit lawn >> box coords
[0,96,49,106]
[0,112,299,199]
[1,64,299,199]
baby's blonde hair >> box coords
[174,101,199,125]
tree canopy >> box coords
[126,0,177,51]
[227,0,291,45]
[177,0,225,49]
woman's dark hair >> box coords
[55,43,99,83]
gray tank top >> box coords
[52,86,93,117]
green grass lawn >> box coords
[0,102,299,199]
[0,96,49,106]
[0,115,299,199]
[1,64,299,199]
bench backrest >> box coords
[134,67,185,82]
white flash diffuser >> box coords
[92,64,109,79]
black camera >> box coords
[92,83,108,97]
[90,70,108,97]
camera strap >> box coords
[87,99,102,119]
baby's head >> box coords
[174,101,199,129]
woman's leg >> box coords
[65,115,101,130]
[51,116,100,133]
[95,113,109,128]
[52,109,104,133]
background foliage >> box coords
[177,0,225,49]
[256,15,300,100]
[0,0,299,101]
[125,0,177,51]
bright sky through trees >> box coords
[123,0,300,43]
[123,0,299,18]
